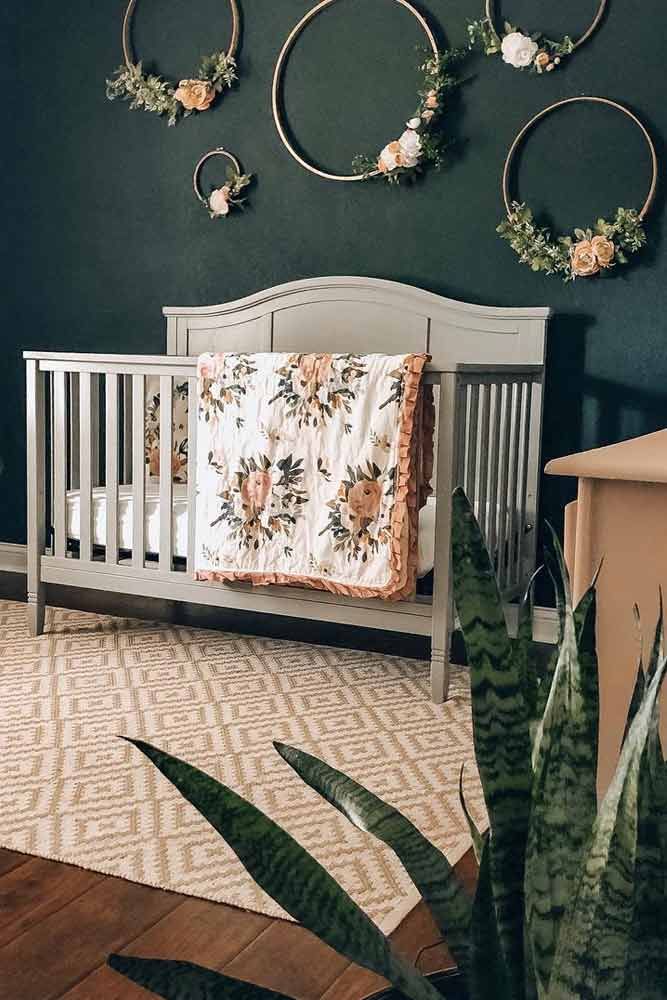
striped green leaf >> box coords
[451,488,532,999]
[469,835,511,1000]
[108,955,297,999]
[458,765,484,864]
[546,647,667,1000]
[124,739,441,1000]
[525,552,598,997]
[514,569,541,727]
[274,741,472,974]
[621,702,667,999]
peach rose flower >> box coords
[298,353,332,386]
[425,90,438,109]
[378,140,402,173]
[571,240,601,277]
[421,109,434,123]
[591,235,615,268]
[241,470,272,516]
[347,480,383,526]
[534,51,550,71]
[198,354,219,379]
[174,79,216,111]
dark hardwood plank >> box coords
[0,856,104,948]
[61,897,272,1000]
[223,920,349,1000]
[0,848,32,878]
[0,875,181,1000]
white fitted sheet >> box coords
[66,485,439,578]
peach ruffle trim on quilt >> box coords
[196,353,432,601]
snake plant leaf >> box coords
[469,834,511,1000]
[621,703,667,999]
[451,487,532,999]
[546,648,667,1000]
[645,589,663,684]
[514,568,542,725]
[525,569,598,997]
[123,738,441,1000]
[107,955,297,999]
[621,659,645,748]
[458,765,484,864]
[273,741,472,975]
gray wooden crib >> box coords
[25,276,550,702]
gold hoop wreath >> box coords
[468,0,607,74]
[193,148,252,219]
[498,97,658,281]
[272,0,465,184]
[106,0,240,125]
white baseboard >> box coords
[0,542,27,574]
[0,541,560,644]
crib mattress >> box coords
[66,484,439,578]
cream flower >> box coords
[398,128,422,167]
[406,117,421,130]
[571,240,601,277]
[421,109,434,122]
[173,79,216,111]
[534,51,550,71]
[501,31,539,68]
[209,187,231,217]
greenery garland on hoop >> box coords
[498,97,658,281]
[272,0,465,185]
[106,0,239,126]
[468,0,607,74]
[193,148,252,219]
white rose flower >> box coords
[209,187,230,216]
[501,31,539,68]
[398,128,422,167]
[406,117,421,130]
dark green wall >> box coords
[2,0,666,575]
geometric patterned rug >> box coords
[0,600,486,933]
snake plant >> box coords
[108,487,667,1000]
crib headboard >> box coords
[162,276,550,368]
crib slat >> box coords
[159,375,173,572]
[466,384,479,508]
[69,373,80,490]
[187,376,198,572]
[105,374,119,564]
[487,383,501,561]
[496,382,513,587]
[477,384,491,540]
[516,382,533,585]
[123,374,133,484]
[53,372,67,558]
[132,374,145,568]
[79,373,93,561]
[508,382,523,588]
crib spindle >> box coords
[487,383,501,562]
[69,373,80,490]
[496,382,512,586]
[466,384,479,508]
[52,371,67,558]
[477,383,491,539]
[122,374,133,485]
[131,374,145,568]
[516,382,533,584]
[105,374,119,564]
[78,373,93,562]
[508,382,523,588]
[159,375,173,572]
[187,376,198,572]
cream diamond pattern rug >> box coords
[0,600,486,932]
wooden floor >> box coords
[0,846,476,999]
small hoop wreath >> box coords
[469,0,606,74]
[106,0,240,126]
[498,97,658,281]
[193,148,252,219]
[272,0,465,184]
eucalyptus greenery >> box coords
[106,50,236,126]
[468,18,574,73]
[352,48,466,184]
[204,167,253,219]
[497,202,647,280]
[107,488,667,1000]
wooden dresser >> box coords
[546,430,667,793]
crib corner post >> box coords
[429,370,461,704]
[26,357,46,637]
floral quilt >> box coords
[195,352,433,600]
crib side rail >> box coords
[25,353,199,580]
[455,363,544,599]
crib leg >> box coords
[27,589,46,637]
[26,358,47,638]
[430,645,451,703]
